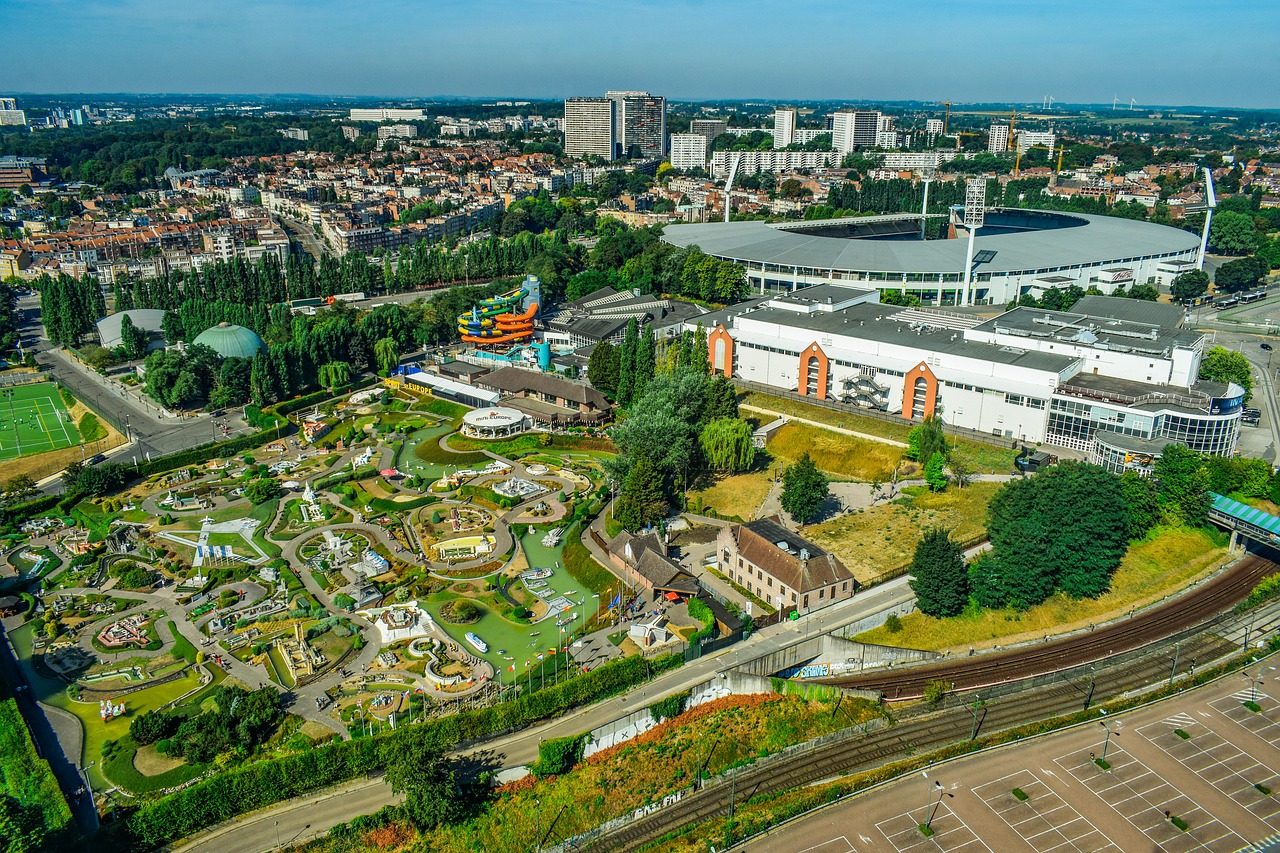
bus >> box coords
[1240,291,1266,304]
[1216,297,1240,310]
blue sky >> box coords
[6,0,1276,108]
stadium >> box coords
[661,209,1202,306]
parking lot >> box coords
[754,668,1280,853]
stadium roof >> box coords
[661,210,1201,276]
[96,309,166,349]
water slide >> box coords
[459,287,538,344]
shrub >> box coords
[648,691,689,722]
[884,613,903,633]
[531,734,586,778]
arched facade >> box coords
[903,362,938,420]
[798,343,830,399]
[708,325,735,377]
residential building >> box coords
[925,118,944,136]
[607,91,666,159]
[341,126,361,140]
[880,151,955,170]
[0,97,26,127]
[0,249,30,278]
[348,108,426,122]
[690,119,728,141]
[717,517,856,613]
[279,128,310,142]
[669,133,708,171]
[831,110,880,154]
[377,124,418,140]
[710,149,837,178]
[988,123,1010,154]
[773,108,797,148]
[564,98,616,161]
[794,128,828,145]
[606,531,699,601]
[1015,129,1056,154]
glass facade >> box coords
[1048,395,1240,460]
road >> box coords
[172,577,917,853]
[276,215,327,262]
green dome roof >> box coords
[191,323,266,359]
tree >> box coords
[3,475,36,503]
[924,451,948,492]
[616,454,666,531]
[317,360,352,393]
[118,313,149,359]
[1119,472,1160,540]
[244,478,280,504]
[384,737,462,830]
[704,375,738,421]
[1154,444,1210,527]
[1170,269,1209,303]
[1125,283,1161,301]
[1214,255,1267,293]
[908,528,969,618]
[1209,210,1259,255]
[985,462,1130,608]
[586,340,619,396]
[1198,346,1253,403]
[781,452,829,526]
[906,416,948,463]
[699,417,755,473]
[374,336,399,375]
[131,710,177,745]
[616,318,639,405]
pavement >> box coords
[171,576,916,853]
[753,664,1280,853]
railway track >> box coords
[823,552,1278,700]
[582,632,1235,852]
[576,554,1280,852]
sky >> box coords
[5,0,1277,108]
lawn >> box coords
[0,381,81,460]
[743,391,912,442]
[806,482,1002,585]
[768,422,904,482]
[855,525,1229,651]
[689,469,774,521]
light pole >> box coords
[274,820,281,849]
[924,780,953,831]
[1099,720,1119,763]
[535,797,542,853]
[1244,669,1265,704]
[81,761,96,813]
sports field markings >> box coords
[1057,745,1245,852]
[973,770,1119,853]
[1138,717,1280,828]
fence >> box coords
[0,369,51,388]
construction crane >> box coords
[942,102,952,135]
[1008,108,1017,151]
[954,131,982,151]
[1013,143,1054,176]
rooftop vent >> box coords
[776,541,791,552]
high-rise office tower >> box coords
[564,98,616,160]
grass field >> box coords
[767,422,904,481]
[806,482,1002,584]
[0,382,81,460]
[689,469,775,520]
[856,525,1229,651]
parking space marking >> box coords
[973,770,1119,853]
[875,801,991,852]
[1212,690,1280,751]
[1138,717,1280,827]
[1057,746,1246,852]
[797,838,857,853]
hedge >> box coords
[128,652,682,847]
[688,597,716,645]
[531,734,587,778]
[0,692,73,845]
[0,493,62,532]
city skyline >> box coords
[5,0,1278,109]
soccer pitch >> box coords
[0,383,83,461]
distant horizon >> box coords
[7,1,1278,109]
[5,92,1277,114]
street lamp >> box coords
[1098,720,1119,763]
[924,780,953,831]
[274,820,281,849]
[1244,669,1266,704]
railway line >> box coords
[577,552,1280,852]
[583,631,1237,852]
[822,551,1278,700]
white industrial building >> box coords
[694,286,1241,472]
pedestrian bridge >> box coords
[1208,492,1280,549]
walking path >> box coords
[740,404,910,448]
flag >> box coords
[509,664,514,671]
[537,653,544,661]
[610,593,622,608]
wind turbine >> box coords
[1197,167,1217,270]
[1112,95,1119,111]
[1129,98,1137,111]
[1048,95,1056,110]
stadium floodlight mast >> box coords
[960,177,986,306]
[1197,167,1217,271]
[723,151,743,223]
[919,168,936,240]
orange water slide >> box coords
[460,302,538,345]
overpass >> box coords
[1208,491,1280,550]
